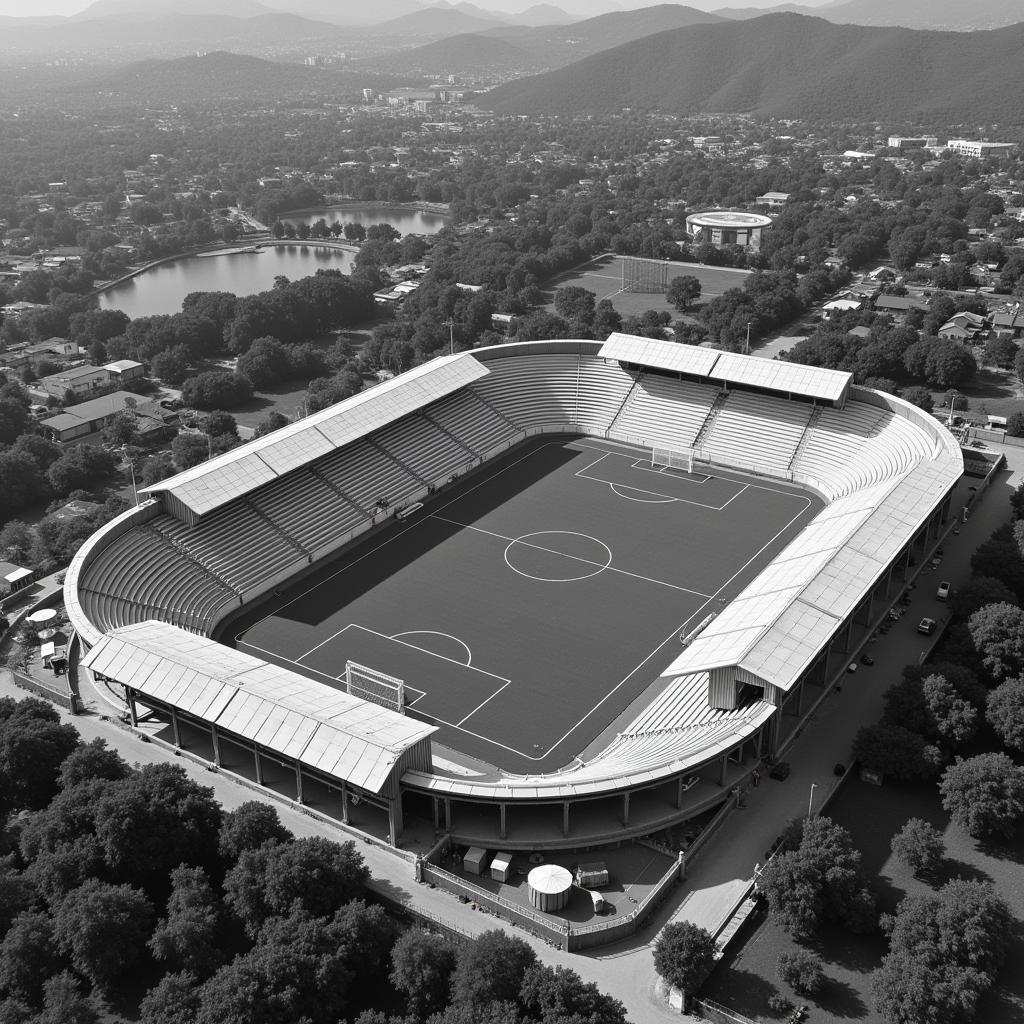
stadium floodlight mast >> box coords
[807,781,817,819]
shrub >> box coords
[890,818,944,876]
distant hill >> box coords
[73,0,277,19]
[483,13,1024,123]
[376,5,506,37]
[511,4,573,26]
[718,0,1024,30]
[0,11,347,58]
[265,0,423,25]
[78,51,373,104]
[381,5,723,76]
[368,32,532,75]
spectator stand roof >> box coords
[143,353,489,520]
[662,399,962,695]
[599,335,852,405]
[82,621,436,794]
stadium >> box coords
[66,336,962,852]
[685,211,774,250]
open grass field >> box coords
[231,436,820,774]
[543,253,752,321]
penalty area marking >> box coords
[391,630,473,666]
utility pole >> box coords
[745,321,752,354]
[443,318,454,356]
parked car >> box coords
[847,662,858,674]
[917,617,937,635]
[937,581,950,601]
[860,653,874,666]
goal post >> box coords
[345,661,406,714]
[652,446,694,473]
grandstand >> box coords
[66,336,962,852]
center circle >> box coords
[503,531,612,583]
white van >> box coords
[937,581,950,601]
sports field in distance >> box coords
[232,437,821,774]
[543,253,752,320]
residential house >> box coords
[40,390,165,443]
[36,364,115,402]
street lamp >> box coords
[807,781,817,819]
[443,318,455,356]
[122,446,138,506]
[947,390,960,428]
[745,321,752,354]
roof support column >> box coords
[341,782,350,825]
[294,760,304,804]
[388,797,403,847]
[562,801,570,839]
[718,754,728,786]
[676,776,685,809]
[621,791,631,828]
[499,802,507,841]
[432,796,440,830]
[170,707,181,748]
[444,798,452,831]
[254,748,264,785]
[126,689,138,728]
[210,724,222,767]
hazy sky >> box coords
[0,0,831,15]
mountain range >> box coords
[718,0,1024,31]
[484,13,1024,123]
[366,4,724,75]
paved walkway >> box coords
[3,449,1018,1024]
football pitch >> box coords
[543,254,752,320]
[232,437,821,774]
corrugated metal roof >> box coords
[142,354,489,517]
[710,351,851,403]
[599,334,852,403]
[82,621,435,793]
[599,334,721,376]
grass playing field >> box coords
[232,437,821,775]
[543,253,752,321]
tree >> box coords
[653,922,717,995]
[666,275,702,312]
[852,722,941,781]
[218,801,292,863]
[138,971,201,1024]
[223,837,369,938]
[51,880,154,993]
[983,335,1017,368]
[898,385,933,412]
[45,446,117,496]
[553,286,596,323]
[940,753,1024,839]
[57,738,130,789]
[388,928,457,1021]
[149,866,222,975]
[101,409,139,447]
[91,763,222,899]
[972,526,1024,599]
[0,911,61,1006]
[777,950,825,996]
[32,972,99,1024]
[202,410,238,439]
[519,964,628,1024]
[236,336,291,389]
[874,880,1012,1024]
[180,371,252,410]
[254,411,289,438]
[0,700,80,810]
[950,576,1018,620]
[987,679,1024,752]
[171,432,209,470]
[1008,411,1024,438]
[922,674,978,748]
[758,817,875,938]
[890,818,944,876]
[968,602,1024,681]
[450,930,537,1009]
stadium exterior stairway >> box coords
[691,390,729,449]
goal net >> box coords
[621,256,670,294]
[345,661,406,714]
[652,447,694,473]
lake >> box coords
[279,203,450,236]
[100,205,450,318]
[99,244,356,319]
